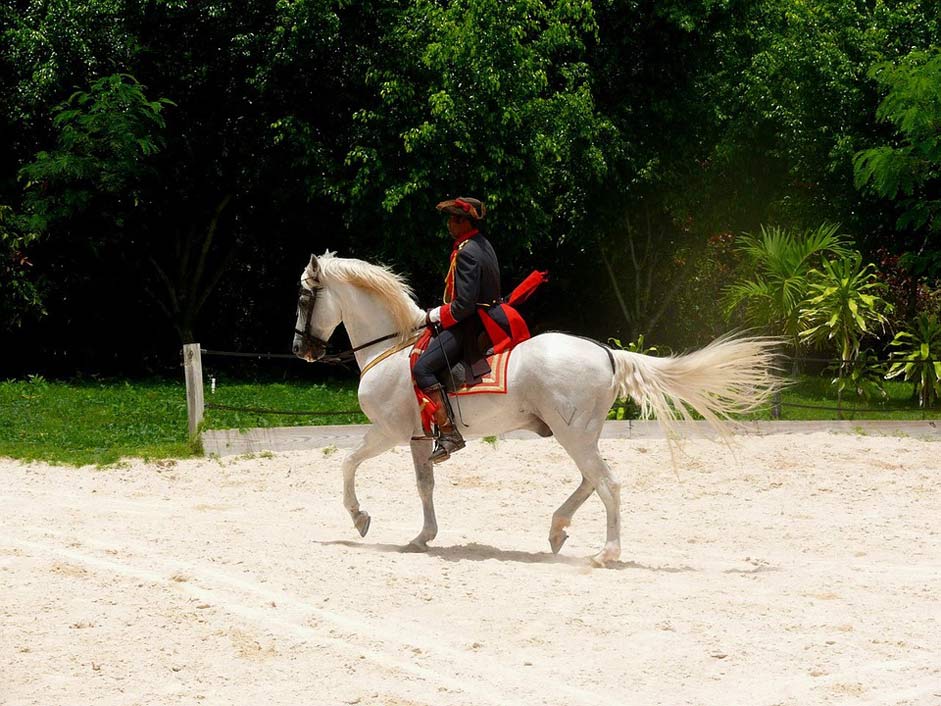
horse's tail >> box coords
[610,335,782,439]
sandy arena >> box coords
[2,431,940,706]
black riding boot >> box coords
[423,384,465,463]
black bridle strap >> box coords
[295,286,329,349]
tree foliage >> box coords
[0,205,43,330]
[1,0,941,375]
[854,51,941,244]
[340,0,613,267]
[20,74,172,229]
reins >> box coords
[315,331,402,366]
[358,333,423,378]
[315,328,425,376]
[296,278,421,375]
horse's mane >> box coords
[309,252,423,340]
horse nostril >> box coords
[292,342,300,354]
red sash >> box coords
[479,270,548,354]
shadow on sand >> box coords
[314,539,699,572]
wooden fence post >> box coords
[183,343,204,438]
[771,391,782,420]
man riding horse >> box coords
[413,196,519,464]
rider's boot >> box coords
[423,384,465,463]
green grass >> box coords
[202,379,366,430]
[758,376,941,421]
[2,373,938,467]
[0,376,364,466]
[0,377,196,466]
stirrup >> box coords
[430,429,465,464]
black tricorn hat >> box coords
[436,196,486,221]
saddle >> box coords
[436,333,494,392]
[438,349,511,396]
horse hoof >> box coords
[590,544,620,568]
[354,512,371,537]
[549,531,569,554]
[404,539,429,553]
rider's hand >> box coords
[425,307,442,328]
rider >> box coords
[413,196,508,464]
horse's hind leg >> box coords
[342,427,395,537]
[408,438,437,551]
[554,435,622,567]
[549,477,594,553]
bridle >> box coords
[294,284,331,354]
[294,283,409,366]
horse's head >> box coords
[293,254,342,361]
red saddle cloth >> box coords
[409,341,514,434]
[453,349,511,395]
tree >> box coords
[338,0,613,271]
[5,0,941,374]
[2,1,356,359]
[704,0,941,240]
[558,1,789,344]
[20,74,172,230]
[854,51,941,274]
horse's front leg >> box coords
[408,438,437,551]
[342,427,395,537]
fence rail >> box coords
[204,402,363,417]
[183,343,939,435]
[201,348,298,360]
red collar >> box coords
[451,229,479,250]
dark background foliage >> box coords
[2,0,939,378]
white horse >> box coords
[293,252,778,566]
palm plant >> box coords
[829,348,887,404]
[799,253,892,408]
[886,314,941,408]
[723,223,854,361]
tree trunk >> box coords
[602,206,705,342]
[145,194,235,344]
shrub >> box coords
[722,223,853,357]
[800,253,892,368]
[886,314,941,408]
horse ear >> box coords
[308,253,319,276]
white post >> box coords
[183,343,204,438]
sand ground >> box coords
[2,432,940,706]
